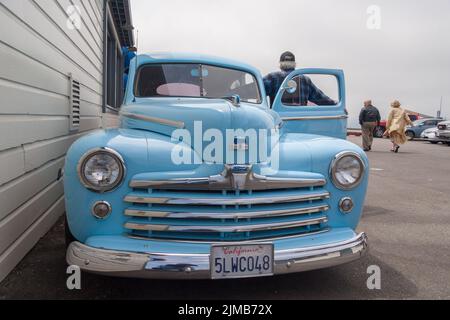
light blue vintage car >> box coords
[64,53,368,279]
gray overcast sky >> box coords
[130,0,450,126]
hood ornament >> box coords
[223,165,252,190]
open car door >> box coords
[272,68,347,139]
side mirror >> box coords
[283,80,297,94]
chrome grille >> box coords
[123,185,330,242]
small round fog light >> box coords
[92,201,111,219]
[339,197,354,213]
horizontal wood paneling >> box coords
[23,132,86,172]
[0,78,102,116]
[0,130,96,187]
[0,78,69,116]
[33,0,102,65]
[65,0,103,51]
[0,148,25,186]
[0,1,102,85]
[0,115,102,151]
[0,115,69,151]
[0,180,63,255]
[75,0,103,41]
[0,10,102,96]
[0,0,110,283]
[0,156,65,221]
[0,41,70,97]
[88,0,103,29]
[0,196,65,282]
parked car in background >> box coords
[405,118,444,140]
[374,113,420,138]
[420,127,439,144]
[436,121,450,145]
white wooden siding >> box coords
[0,0,118,282]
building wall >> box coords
[0,0,117,281]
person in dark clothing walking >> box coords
[263,51,335,107]
[359,100,381,151]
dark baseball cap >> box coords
[280,51,296,62]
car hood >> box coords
[120,98,282,164]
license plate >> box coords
[210,244,274,279]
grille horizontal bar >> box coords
[124,216,328,233]
[124,204,329,219]
[129,176,326,191]
[124,191,330,206]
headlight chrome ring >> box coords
[77,147,126,193]
[339,197,354,213]
[91,201,112,219]
[330,151,365,190]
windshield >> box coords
[134,63,261,103]
[412,119,425,126]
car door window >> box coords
[281,74,339,106]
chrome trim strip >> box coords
[126,228,330,243]
[129,166,326,191]
[124,216,328,233]
[130,177,210,188]
[124,204,329,219]
[66,233,368,279]
[130,177,326,190]
[120,111,185,129]
[123,191,330,206]
[281,115,348,121]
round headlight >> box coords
[78,148,125,192]
[330,151,365,190]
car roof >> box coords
[134,52,262,77]
[417,118,444,121]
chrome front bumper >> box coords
[66,233,368,279]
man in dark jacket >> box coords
[263,51,335,107]
[359,100,381,151]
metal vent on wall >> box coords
[69,74,80,131]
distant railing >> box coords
[347,128,362,136]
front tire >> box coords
[406,131,415,141]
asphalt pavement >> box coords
[1,137,449,300]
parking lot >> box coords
[1,136,449,300]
